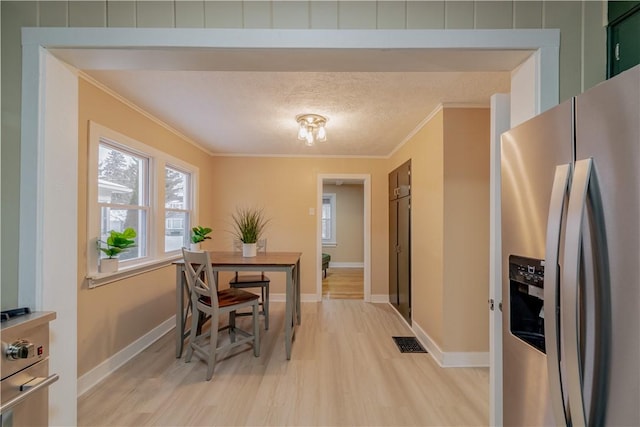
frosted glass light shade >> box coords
[295,114,328,146]
[317,126,326,142]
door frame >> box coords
[317,174,371,302]
[489,93,512,427]
[19,28,559,425]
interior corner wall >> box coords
[442,108,491,353]
[76,78,216,377]
[388,107,491,354]
[389,109,445,349]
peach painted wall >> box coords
[205,156,387,297]
[76,79,489,376]
[442,108,491,352]
[388,107,490,353]
[76,77,389,376]
[389,109,445,348]
[76,78,216,376]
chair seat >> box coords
[229,274,271,285]
[322,253,331,278]
[229,272,270,330]
[198,288,260,308]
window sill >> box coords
[86,255,182,289]
[322,242,337,248]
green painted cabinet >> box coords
[608,1,640,77]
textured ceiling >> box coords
[52,47,526,157]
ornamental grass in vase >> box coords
[231,207,269,257]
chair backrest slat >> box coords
[182,248,218,310]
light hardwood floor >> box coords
[322,267,364,299]
[78,300,489,426]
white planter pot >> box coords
[242,243,257,257]
[190,243,201,251]
[99,258,119,274]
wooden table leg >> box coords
[285,266,293,360]
[176,265,184,358]
[296,259,301,325]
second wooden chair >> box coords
[229,239,270,330]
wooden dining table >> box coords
[174,251,302,360]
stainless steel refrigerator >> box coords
[501,65,639,426]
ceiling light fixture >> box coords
[296,114,328,146]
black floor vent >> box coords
[392,336,427,353]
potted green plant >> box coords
[97,227,137,273]
[231,207,269,257]
[190,225,212,251]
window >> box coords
[322,193,337,246]
[98,142,148,261]
[88,122,198,280]
[164,166,191,252]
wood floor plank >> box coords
[322,267,364,299]
[78,300,488,426]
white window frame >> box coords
[96,139,151,264]
[322,193,337,246]
[87,121,198,287]
[164,164,193,253]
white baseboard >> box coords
[273,294,387,303]
[300,293,320,302]
[274,294,386,303]
[328,262,364,268]
[412,319,445,366]
[390,309,490,368]
[371,294,389,303]
[77,316,175,397]
[440,351,489,367]
[270,293,319,302]
[412,320,489,367]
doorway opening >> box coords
[321,179,365,300]
[317,174,371,302]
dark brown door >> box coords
[389,160,411,324]
[397,196,411,322]
[389,199,398,306]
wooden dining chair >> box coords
[229,239,271,329]
[182,248,260,381]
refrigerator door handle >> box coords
[544,163,571,426]
[563,158,611,427]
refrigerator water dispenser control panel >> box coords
[509,255,546,353]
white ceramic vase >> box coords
[99,258,119,274]
[242,243,257,257]
[190,243,201,251]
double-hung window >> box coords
[88,122,198,283]
[164,166,191,252]
[322,193,337,246]
[97,141,149,261]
